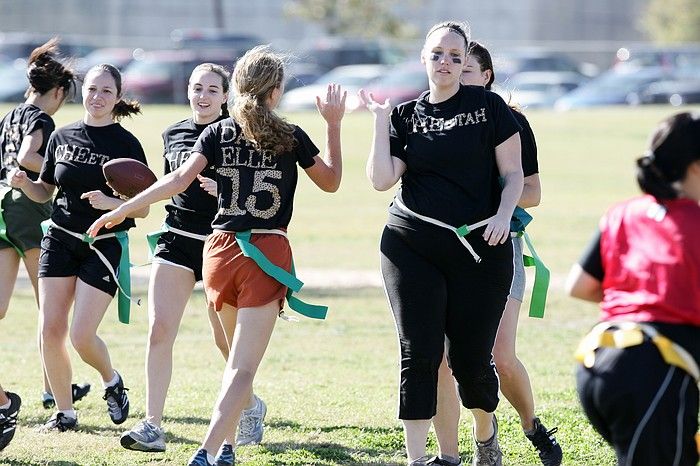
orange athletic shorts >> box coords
[202,230,292,311]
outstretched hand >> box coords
[358,89,391,119]
[316,83,347,124]
[86,209,127,237]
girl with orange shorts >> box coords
[87,45,346,466]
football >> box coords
[102,158,157,198]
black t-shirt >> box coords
[193,117,318,231]
[512,110,538,177]
[162,117,223,235]
[40,120,147,234]
[0,103,55,181]
[579,229,604,281]
[388,85,520,227]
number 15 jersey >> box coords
[193,117,318,232]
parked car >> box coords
[554,67,673,110]
[639,78,700,106]
[0,59,29,102]
[170,28,262,56]
[77,47,139,73]
[363,61,428,108]
[122,49,232,103]
[296,37,402,73]
[284,62,326,92]
[500,71,588,108]
[280,64,386,112]
[0,32,94,62]
[613,45,700,72]
[495,49,594,84]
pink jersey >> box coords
[599,195,700,326]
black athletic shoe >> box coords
[525,418,562,466]
[0,392,21,451]
[103,372,129,425]
[428,456,462,465]
[42,382,92,409]
[189,448,215,466]
[39,412,77,432]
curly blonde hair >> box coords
[231,45,296,154]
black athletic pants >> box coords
[380,217,512,420]
[576,323,700,466]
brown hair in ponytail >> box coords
[85,64,141,121]
[25,37,77,100]
[231,45,295,154]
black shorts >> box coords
[152,231,205,281]
[0,188,51,252]
[38,227,121,296]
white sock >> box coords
[59,409,77,420]
[206,451,216,464]
[0,400,10,410]
[103,370,120,388]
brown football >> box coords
[102,158,157,198]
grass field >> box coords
[1,102,699,465]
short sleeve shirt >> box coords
[581,195,700,326]
[0,104,55,180]
[40,121,147,234]
[512,110,538,177]
[388,85,520,227]
[193,117,318,231]
[162,117,223,235]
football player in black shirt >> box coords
[429,42,561,466]
[0,38,92,412]
[360,22,523,466]
[87,45,346,466]
[10,64,148,432]
[119,63,264,461]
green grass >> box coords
[0,102,699,465]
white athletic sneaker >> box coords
[120,418,166,452]
[236,394,267,446]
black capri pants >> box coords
[380,216,512,420]
[576,323,700,466]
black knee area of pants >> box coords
[454,362,500,412]
[398,356,441,420]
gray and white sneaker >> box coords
[409,455,435,466]
[472,416,502,466]
[235,394,266,446]
[120,418,166,452]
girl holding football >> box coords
[10,63,147,432]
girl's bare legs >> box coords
[215,305,256,411]
[199,301,278,454]
[0,248,21,320]
[208,305,230,360]
[493,297,535,430]
[145,263,195,425]
[433,352,461,459]
[21,248,56,395]
[69,279,117,382]
[39,277,76,411]
[403,419,433,463]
